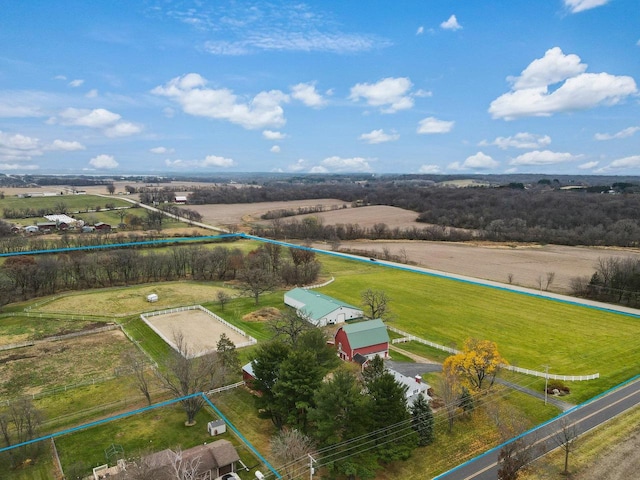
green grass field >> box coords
[0,194,132,217]
[1,239,639,479]
[54,405,227,478]
[316,254,640,402]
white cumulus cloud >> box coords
[69,79,85,88]
[291,82,326,108]
[89,154,119,169]
[598,155,640,172]
[349,77,415,113]
[165,154,235,168]
[150,146,174,154]
[287,159,307,172]
[416,26,424,35]
[319,156,373,172]
[263,130,287,140]
[594,126,640,140]
[509,150,578,166]
[48,139,85,151]
[359,129,399,144]
[153,73,289,130]
[58,108,121,128]
[105,121,143,137]
[417,117,454,134]
[480,132,551,149]
[0,131,42,161]
[489,47,637,120]
[441,15,462,31]
[202,155,235,167]
[579,161,599,169]
[418,164,441,174]
[564,0,611,13]
[463,152,499,170]
[270,145,281,153]
[0,162,39,170]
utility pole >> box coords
[542,364,550,405]
[308,453,317,480]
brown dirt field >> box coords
[144,309,252,356]
[187,198,348,227]
[322,240,640,293]
[254,204,425,230]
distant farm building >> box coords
[175,195,188,204]
[335,318,389,362]
[94,222,112,231]
[146,293,159,303]
[36,221,58,232]
[284,288,363,327]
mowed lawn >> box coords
[316,255,640,401]
[32,282,237,317]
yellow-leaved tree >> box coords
[443,338,508,391]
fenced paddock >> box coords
[141,305,256,358]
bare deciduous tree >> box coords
[239,267,279,305]
[545,272,556,291]
[439,368,460,433]
[554,418,579,476]
[122,350,154,405]
[157,331,222,425]
[216,290,231,311]
[270,428,316,480]
[269,309,311,345]
[361,289,391,320]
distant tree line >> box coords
[0,243,320,306]
[175,181,640,247]
[572,256,640,307]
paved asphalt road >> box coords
[433,377,640,480]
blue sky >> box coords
[0,0,638,175]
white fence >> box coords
[387,326,599,381]
[205,381,245,396]
[141,305,257,357]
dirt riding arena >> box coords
[142,307,254,357]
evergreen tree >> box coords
[272,350,324,431]
[366,371,417,462]
[309,369,378,479]
[252,340,291,429]
[411,395,435,446]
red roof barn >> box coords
[334,319,389,362]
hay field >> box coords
[33,282,236,317]
[0,329,132,397]
[144,308,251,356]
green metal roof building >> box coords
[284,287,363,327]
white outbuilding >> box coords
[284,288,363,327]
[146,293,159,303]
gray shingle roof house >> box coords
[284,287,363,327]
[123,439,240,479]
